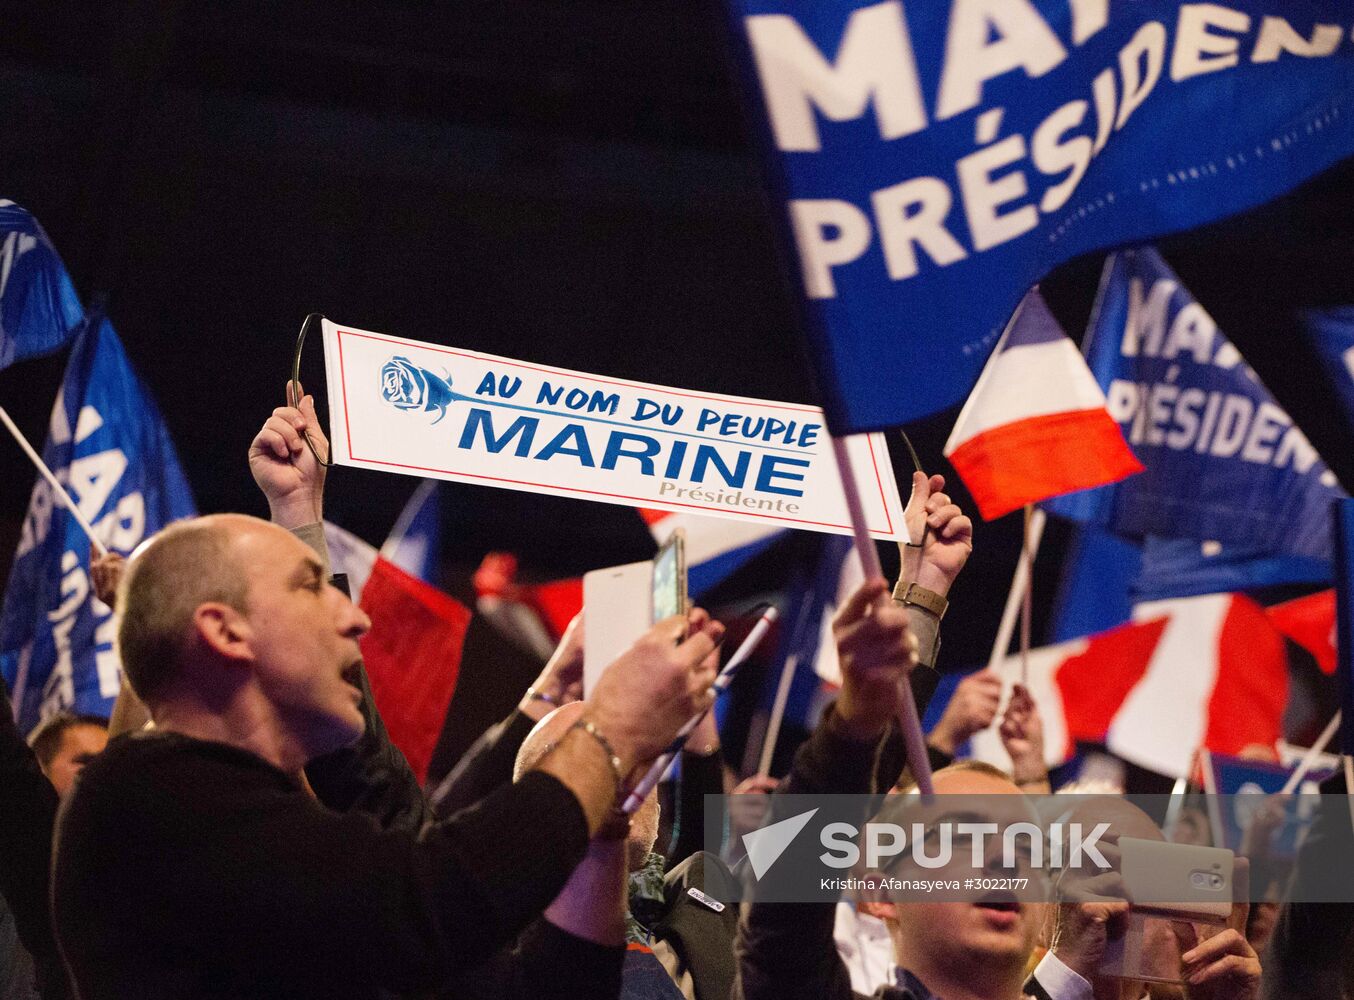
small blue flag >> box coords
[380,479,441,584]
[0,201,84,371]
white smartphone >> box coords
[582,560,652,696]
[1117,837,1234,919]
[1097,838,1234,985]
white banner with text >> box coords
[321,319,906,540]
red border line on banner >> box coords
[335,328,899,536]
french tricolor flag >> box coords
[943,290,1142,521]
[968,593,1290,779]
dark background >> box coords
[1,1,1351,770]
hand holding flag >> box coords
[248,384,328,530]
[998,684,1047,788]
[901,471,972,596]
[830,578,919,743]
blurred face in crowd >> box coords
[43,723,108,797]
[228,519,370,758]
[869,767,1046,989]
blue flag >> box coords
[1044,248,1345,560]
[0,318,196,730]
[1134,536,1330,600]
[0,201,84,370]
[380,479,441,583]
[1049,526,1141,642]
[720,2,1354,432]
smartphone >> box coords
[582,560,652,696]
[651,529,687,624]
[1097,838,1234,984]
[1117,836,1234,919]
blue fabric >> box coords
[1049,526,1141,642]
[1044,248,1345,560]
[0,318,196,731]
[1134,535,1329,600]
[1303,305,1354,421]
[688,532,783,599]
[0,202,84,371]
[892,967,938,999]
[382,479,441,582]
[720,2,1354,431]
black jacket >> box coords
[50,664,594,1000]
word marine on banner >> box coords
[320,319,907,540]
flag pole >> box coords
[986,508,1046,674]
[831,435,933,795]
[758,643,801,777]
[1280,711,1342,795]
[1020,504,1033,686]
[0,404,107,557]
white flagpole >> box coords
[831,435,933,795]
[1020,505,1033,685]
[758,652,799,778]
[1280,711,1342,795]
[0,404,107,557]
[986,508,1046,674]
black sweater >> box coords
[51,726,591,999]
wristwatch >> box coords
[892,579,948,619]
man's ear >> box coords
[858,899,898,921]
[856,873,898,921]
[193,603,253,663]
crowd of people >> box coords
[0,389,1351,999]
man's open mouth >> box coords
[974,890,1020,913]
[341,661,362,688]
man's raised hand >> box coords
[831,578,918,742]
[901,471,973,597]
[585,611,724,776]
[248,383,328,529]
[929,668,1002,756]
[998,683,1048,787]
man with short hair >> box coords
[733,475,1006,1000]
[51,391,724,1000]
[26,714,108,798]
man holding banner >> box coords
[47,383,734,999]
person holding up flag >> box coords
[733,474,977,1000]
[48,380,726,999]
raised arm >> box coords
[246,384,432,826]
[734,577,919,1000]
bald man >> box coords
[51,511,721,1000]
